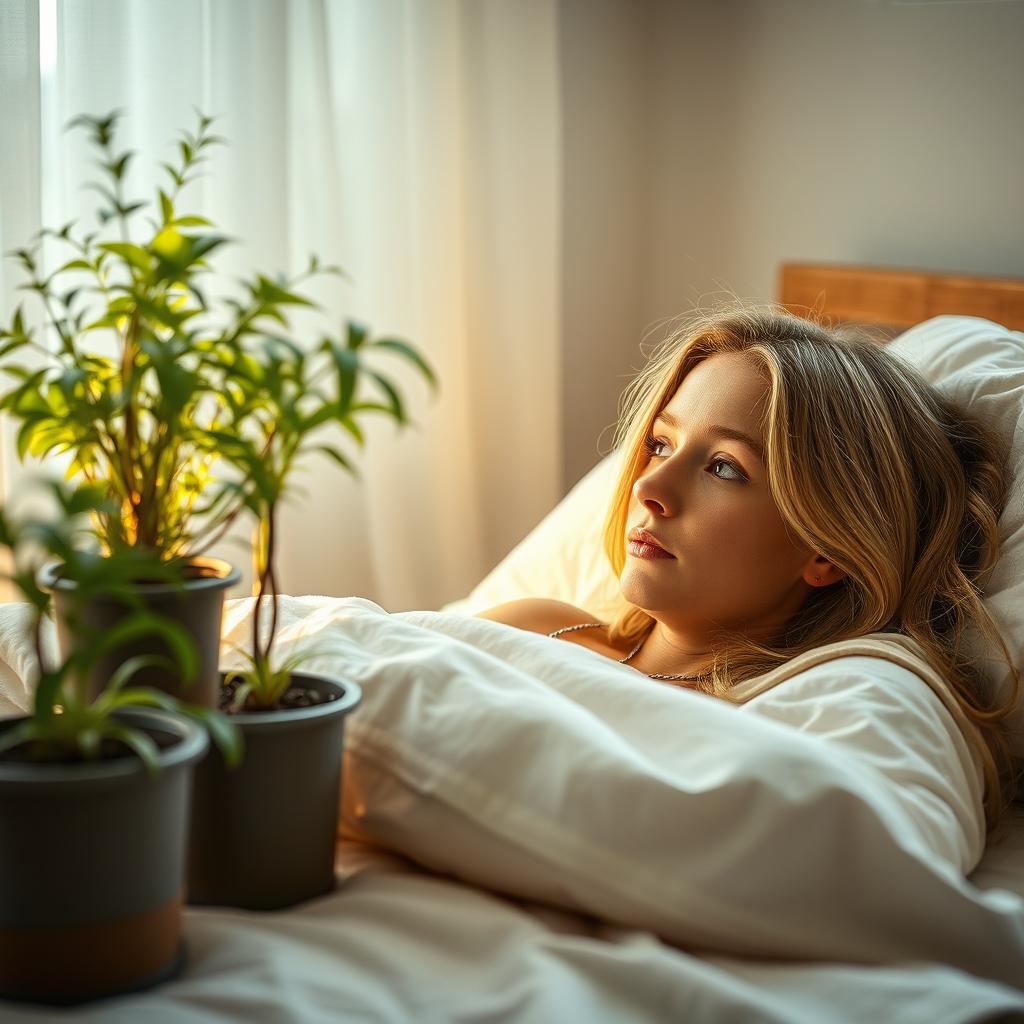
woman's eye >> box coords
[643,435,669,458]
[641,436,745,482]
[710,457,745,482]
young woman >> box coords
[477,305,1020,836]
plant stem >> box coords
[251,503,276,663]
[139,418,169,550]
[120,307,141,543]
[31,607,47,679]
[252,515,267,664]
[40,291,77,360]
[266,534,279,664]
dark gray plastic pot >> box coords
[187,672,362,911]
[39,557,240,709]
[0,707,208,1006]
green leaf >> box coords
[367,370,407,425]
[98,241,152,274]
[107,686,180,710]
[339,415,366,447]
[104,654,176,694]
[134,294,193,332]
[150,226,189,266]
[89,612,199,689]
[370,337,439,392]
[16,416,49,460]
[346,321,369,351]
[66,109,122,147]
[158,189,174,224]
[56,258,94,273]
[0,336,29,360]
[151,229,229,277]
[108,151,134,181]
[190,233,229,262]
[301,402,341,432]
[141,336,198,412]
[7,248,37,273]
[182,704,244,769]
[103,722,161,777]
[61,480,111,517]
[254,275,315,309]
[322,339,359,410]
[262,333,305,363]
[85,180,120,208]
[316,445,359,477]
[161,161,183,187]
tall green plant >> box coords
[214,323,437,711]
[0,109,349,565]
[0,108,438,710]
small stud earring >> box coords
[814,576,822,583]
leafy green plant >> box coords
[0,108,352,566]
[214,322,438,711]
[0,480,242,771]
[0,107,438,712]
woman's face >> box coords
[621,350,819,641]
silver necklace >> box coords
[547,622,711,682]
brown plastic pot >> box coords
[187,672,362,910]
[0,707,208,1006]
[38,557,240,709]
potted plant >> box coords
[0,480,242,1006]
[186,291,438,910]
[0,109,340,706]
[0,107,439,911]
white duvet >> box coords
[1,594,1024,1023]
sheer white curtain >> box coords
[0,0,562,611]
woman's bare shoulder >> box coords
[473,598,603,635]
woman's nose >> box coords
[633,471,675,517]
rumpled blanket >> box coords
[2,594,1023,1004]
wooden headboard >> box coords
[779,263,1024,333]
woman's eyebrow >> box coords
[653,410,765,463]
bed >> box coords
[2,261,1024,1022]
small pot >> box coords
[187,672,362,911]
[0,707,208,1006]
[39,557,241,709]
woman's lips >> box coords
[627,539,674,560]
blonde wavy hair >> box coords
[601,303,1021,838]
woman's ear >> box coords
[804,558,846,587]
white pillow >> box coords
[886,316,1024,760]
[443,315,1024,759]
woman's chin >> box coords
[618,571,676,611]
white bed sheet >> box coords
[972,803,1024,900]
[1,596,1023,1023]
[0,839,1021,1024]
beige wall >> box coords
[559,0,657,490]
[559,0,1024,490]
